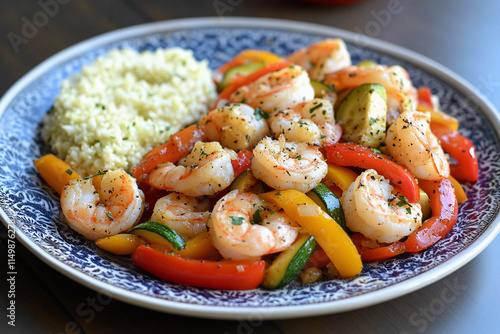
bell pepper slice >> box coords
[132,245,265,290]
[259,190,362,278]
[325,143,420,203]
[215,61,293,107]
[305,248,332,269]
[34,154,81,194]
[448,175,467,204]
[132,124,206,181]
[430,122,478,182]
[351,233,406,262]
[404,178,458,252]
[95,234,145,255]
[324,163,359,192]
[417,87,434,108]
[231,150,254,179]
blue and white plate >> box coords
[1,18,499,320]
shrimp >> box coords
[147,141,237,197]
[208,189,299,260]
[324,65,417,123]
[229,65,314,111]
[287,38,352,81]
[268,98,342,145]
[150,193,211,240]
[341,169,423,244]
[60,170,144,241]
[199,103,269,151]
[251,135,328,193]
[386,110,450,180]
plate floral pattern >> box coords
[1,18,499,318]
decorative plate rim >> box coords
[1,17,500,320]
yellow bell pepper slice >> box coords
[139,231,221,260]
[417,104,459,131]
[260,190,362,278]
[448,175,467,204]
[34,153,81,194]
[324,163,359,192]
[234,49,283,64]
[95,234,144,255]
[176,232,221,260]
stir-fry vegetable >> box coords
[34,154,81,194]
[132,245,265,290]
[325,143,420,203]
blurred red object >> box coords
[299,0,364,5]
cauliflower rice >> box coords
[41,48,217,176]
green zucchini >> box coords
[229,169,265,193]
[335,83,388,148]
[357,59,378,68]
[219,62,266,91]
[310,80,334,98]
[129,221,186,250]
[262,234,316,289]
[307,183,346,231]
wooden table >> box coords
[1,0,499,333]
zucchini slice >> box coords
[310,80,334,98]
[336,83,388,148]
[262,234,316,289]
[307,183,347,231]
[229,169,265,193]
[130,221,186,250]
[357,59,378,68]
[219,62,266,90]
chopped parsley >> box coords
[254,108,270,120]
[252,209,262,224]
[65,169,73,176]
[369,117,377,126]
[106,211,114,221]
[230,216,244,225]
[82,170,107,180]
[309,102,323,113]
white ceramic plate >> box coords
[1,17,500,320]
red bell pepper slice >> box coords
[351,233,406,262]
[417,87,434,108]
[325,143,420,203]
[305,248,332,269]
[215,61,293,107]
[430,122,478,182]
[404,178,458,252]
[132,245,265,290]
[231,150,254,179]
[132,124,206,181]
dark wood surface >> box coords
[1,0,499,333]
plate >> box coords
[1,17,500,320]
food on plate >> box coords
[41,48,216,176]
[35,41,479,290]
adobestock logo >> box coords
[7,0,71,54]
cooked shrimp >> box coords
[386,110,450,180]
[147,141,237,196]
[200,103,269,151]
[150,193,210,240]
[251,135,328,193]
[287,38,352,81]
[229,65,314,111]
[341,169,423,243]
[268,98,342,146]
[208,190,299,260]
[324,65,417,122]
[60,170,144,241]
